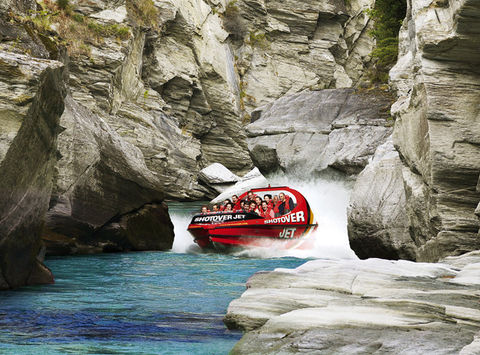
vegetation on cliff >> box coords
[367,0,406,83]
[10,0,130,57]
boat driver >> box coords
[278,192,294,215]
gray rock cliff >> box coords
[0,52,66,289]
[348,0,480,262]
[246,88,394,176]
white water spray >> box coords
[169,173,357,260]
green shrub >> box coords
[126,0,159,29]
[57,0,69,10]
[366,0,406,83]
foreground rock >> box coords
[348,0,480,261]
[225,251,480,354]
[0,52,66,289]
[246,88,394,176]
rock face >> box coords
[348,0,480,262]
[230,0,376,116]
[246,88,394,176]
[0,52,66,289]
[43,96,174,255]
[348,137,416,260]
[225,252,480,354]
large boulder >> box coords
[43,96,174,255]
[0,51,66,289]
[246,88,394,176]
[225,253,480,354]
[347,138,416,260]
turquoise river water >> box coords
[0,178,354,354]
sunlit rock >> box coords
[211,168,268,203]
[348,137,416,260]
[246,89,393,176]
[226,254,480,354]
[349,0,480,261]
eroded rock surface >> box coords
[230,0,376,115]
[225,252,480,354]
[0,52,66,289]
[43,96,174,255]
[348,0,480,261]
[246,88,394,176]
[348,137,416,260]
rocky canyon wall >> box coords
[0,0,381,287]
[348,0,480,262]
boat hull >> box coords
[188,218,317,251]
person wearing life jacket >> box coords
[219,199,231,212]
[264,194,274,209]
[278,192,294,215]
[260,201,274,219]
[233,200,244,212]
[273,196,282,217]
[200,205,210,214]
[224,203,233,213]
[248,201,259,215]
[255,196,262,208]
[246,190,257,203]
[212,204,219,213]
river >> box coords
[0,175,355,354]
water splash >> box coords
[169,172,357,260]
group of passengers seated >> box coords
[200,190,295,219]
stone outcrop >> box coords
[225,252,480,354]
[348,0,480,262]
[348,137,416,260]
[211,167,268,204]
[0,52,66,289]
[246,88,394,176]
[43,96,174,255]
[229,0,376,115]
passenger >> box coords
[200,205,210,214]
[246,190,257,203]
[278,192,294,215]
[264,194,273,208]
[255,196,262,207]
[212,204,219,213]
[273,195,279,206]
[232,195,239,205]
[242,200,249,213]
[273,195,282,217]
[224,203,233,213]
[219,199,231,212]
[233,200,243,212]
[260,201,274,219]
[248,201,259,215]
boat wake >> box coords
[170,172,357,260]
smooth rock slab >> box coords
[226,253,480,354]
[246,88,393,176]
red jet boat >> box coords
[187,186,318,252]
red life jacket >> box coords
[273,201,281,214]
[219,205,225,211]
